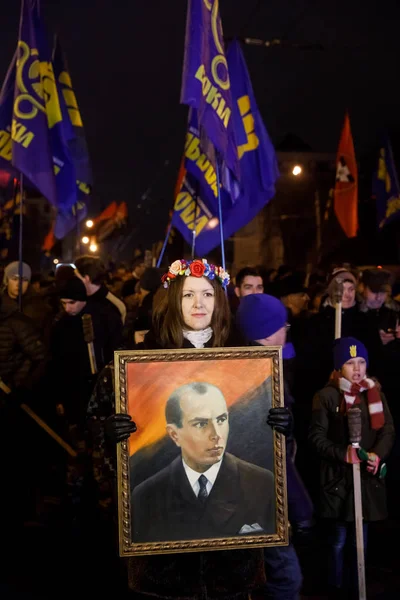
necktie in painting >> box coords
[198,474,208,503]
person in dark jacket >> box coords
[0,292,47,534]
[236,292,313,600]
[2,260,53,341]
[75,255,126,342]
[89,258,271,600]
[309,337,395,597]
[122,266,162,346]
[0,292,46,393]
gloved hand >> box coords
[345,446,362,464]
[104,413,137,444]
[366,452,380,475]
[267,407,293,436]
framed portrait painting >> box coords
[115,346,288,556]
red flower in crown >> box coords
[189,260,206,277]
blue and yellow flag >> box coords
[0,0,77,213]
[173,40,279,256]
[52,38,92,239]
[181,0,239,184]
[373,135,400,229]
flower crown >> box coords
[161,259,230,289]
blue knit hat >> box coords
[333,337,369,370]
[236,294,287,341]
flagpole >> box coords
[18,174,24,311]
[215,157,226,272]
[156,221,173,268]
[191,188,199,259]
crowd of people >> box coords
[0,254,399,599]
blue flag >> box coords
[173,40,279,256]
[0,0,77,213]
[52,38,92,239]
[181,0,239,183]
[373,135,400,229]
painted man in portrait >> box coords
[131,382,275,543]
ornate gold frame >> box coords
[115,345,288,556]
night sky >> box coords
[1,0,400,245]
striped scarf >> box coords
[332,372,385,430]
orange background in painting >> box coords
[126,358,271,456]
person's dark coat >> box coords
[309,383,395,521]
[0,293,46,390]
[132,453,275,543]
[86,285,124,352]
[1,287,53,346]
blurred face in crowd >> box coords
[341,357,367,384]
[181,276,215,331]
[235,275,264,298]
[133,262,146,278]
[7,275,29,299]
[61,298,87,316]
[341,281,356,309]
[363,286,388,310]
[255,324,288,347]
[282,292,309,316]
[167,386,229,473]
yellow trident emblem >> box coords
[350,345,357,358]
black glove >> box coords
[104,413,137,444]
[267,407,293,436]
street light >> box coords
[292,165,302,176]
[89,242,98,253]
[86,219,94,228]
[82,236,89,244]
[53,258,59,265]
[208,217,219,229]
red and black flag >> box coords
[334,113,358,238]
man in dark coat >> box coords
[0,292,47,534]
[131,382,275,542]
[2,260,53,341]
[0,292,46,393]
[75,255,125,350]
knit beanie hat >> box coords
[333,337,369,370]
[58,277,87,301]
[236,294,287,341]
[4,261,32,282]
[327,268,357,296]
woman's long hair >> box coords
[152,276,231,348]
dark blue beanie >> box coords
[236,294,287,341]
[333,337,369,370]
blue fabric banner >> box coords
[0,0,77,213]
[52,38,92,239]
[373,135,400,229]
[181,0,239,182]
[173,40,279,256]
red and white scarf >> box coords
[337,375,385,430]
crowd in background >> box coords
[0,254,399,599]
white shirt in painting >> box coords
[182,458,223,497]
